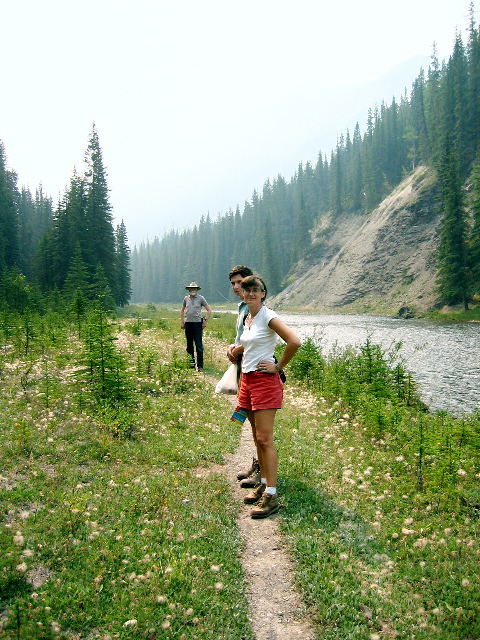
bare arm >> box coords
[203,303,212,322]
[231,344,244,360]
[255,317,301,374]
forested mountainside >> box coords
[1,9,480,316]
[130,13,480,312]
[270,166,441,314]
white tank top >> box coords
[240,306,278,373]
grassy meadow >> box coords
[0,305,479,639]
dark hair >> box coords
[241,274,267,298]
[229,265,253,280]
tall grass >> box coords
[1,305,478,639]
[0,307,251,639]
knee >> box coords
[255,433,273,450]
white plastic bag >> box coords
[215,363,238,394]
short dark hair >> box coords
[241,274,267,298]
[229,265,253,281]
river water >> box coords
[280,314,479,416]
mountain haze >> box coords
[129,17,480,311]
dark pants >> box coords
[184,322,204,369]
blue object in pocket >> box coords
[231,408,248,425]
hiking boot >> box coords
[237,456,259,481]
[251,492,279,519]
[240,470,261,488]
[243,483,266,505]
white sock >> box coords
[265,487,276,496]
[261,477,267,485]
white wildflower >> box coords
[123,619,137,628]
[414,538,429,548]
[13,531,24,546]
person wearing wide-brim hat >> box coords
[180,282,211,371]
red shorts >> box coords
[237,371,284,412]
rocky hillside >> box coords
[272,166,442,316]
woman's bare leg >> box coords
[247,409,277,487]
[247,410,263,477]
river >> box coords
[279,314,479,416]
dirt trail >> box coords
[213,390,316,640]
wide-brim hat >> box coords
[186,282,201,290]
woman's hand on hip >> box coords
[256,361,277,374]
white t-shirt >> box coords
[240,306,279,373]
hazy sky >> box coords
[1,0,473,245]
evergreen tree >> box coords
[91,264,116,312]
[79,305,134,408]
[436,138,469,309]
[0,141,20,273]
[114,220,131,306]
[447,32,470,175]
[330,145,343,214]
[425,44,443,164]
[18,186,53,279]
[467,3,480,161]
[63,243,90,302]
[64,244,90,335]
[83,124,116,290]
[261,214,281,293]
[362,108,383,209]
[409,70,431,164]
[38,170,86,292]
[469,156,480,293]
[294,194,309,260]
[349,124,364,210]
[32,231,56,292]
